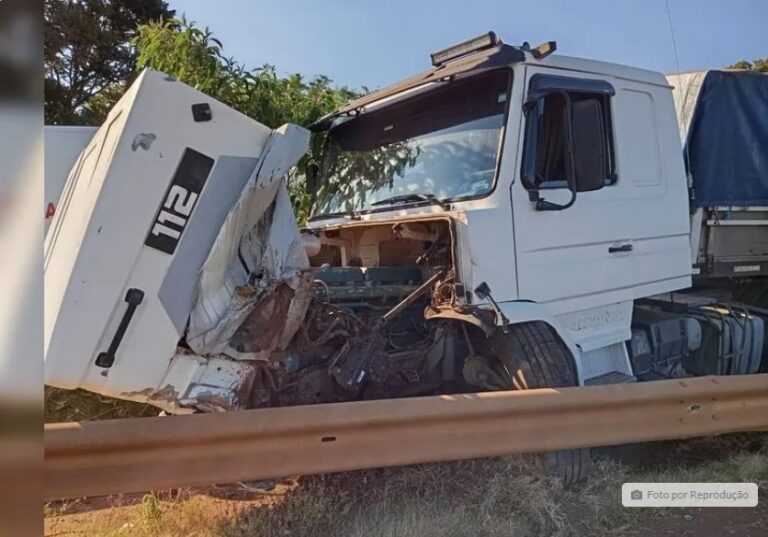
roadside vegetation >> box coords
[44,433,768,537]
[44,387,157,423]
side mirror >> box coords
[533,91,578,211]
[526,92,609,211]
[570,99,607,192]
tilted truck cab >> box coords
[45,69,311,408]
[45,34,766,483]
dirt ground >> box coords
[628,503,768,537]
[45,488,768,537]
[44,434,768,537]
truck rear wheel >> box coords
[480,321,590,486]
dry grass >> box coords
[44,386,157,423]
[45,434,768,537]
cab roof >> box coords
[309,36,669,132]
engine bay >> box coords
[223,218,490,408]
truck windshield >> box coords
[312,70,510,218]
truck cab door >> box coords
[511,67,636,316]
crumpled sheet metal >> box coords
[228,271,314,360]
[186,124,310,358]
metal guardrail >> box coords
[44,374,768,499]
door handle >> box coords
[608,244,633,254]
[95,288,144,368]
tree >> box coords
[134,18,357,129]
[44,0,175,124]
[727,57,768,73]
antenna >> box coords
[665,0,693,187]
[665,0,682,73]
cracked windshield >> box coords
[313,70,510,217]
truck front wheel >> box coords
[472,321,590,487]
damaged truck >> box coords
[45,33,768,484]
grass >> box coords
[44,386,157,423]
[44,433,768,537]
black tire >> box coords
[483,321,590,487]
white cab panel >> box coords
[510,65,690,314]
[44,69,308,404]
[503,62,690,366]
[44,126,98,233]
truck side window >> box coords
[523,91,616,190]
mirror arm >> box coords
[536,190,576,211]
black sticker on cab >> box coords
[144,148,214,255]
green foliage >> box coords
[135,17,358,129]
[727,57,768,73]
[44,0,175,124]
[134,17,359,222]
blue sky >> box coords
[168,0,767,90]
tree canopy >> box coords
[44,0,175,124]
[134,18,358,131]
[727,57,768,73]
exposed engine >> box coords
[228,219,484,408]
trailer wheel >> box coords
[482,321,590,486]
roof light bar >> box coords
[430,31,500,67]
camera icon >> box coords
[631,490,643,501]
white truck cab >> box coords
[301,36,691,385]
[45,34,764,459]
